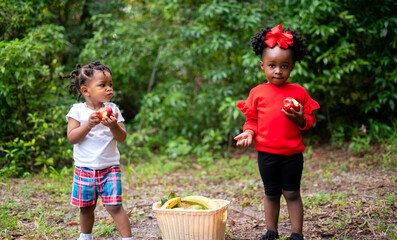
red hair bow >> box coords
[264,24,293,49]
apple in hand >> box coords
[98,106,113,120]
[283,97,300,113]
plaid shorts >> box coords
[71,165,123,207]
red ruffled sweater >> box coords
[237,82,320,156]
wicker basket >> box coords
[152,199,230,240]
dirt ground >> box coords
[127,145,396,240]
[1,144,396,239]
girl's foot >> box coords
[78,233,93,240]
[286,233,304,240]
[260,230,279,240]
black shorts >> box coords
[257,151,304,196]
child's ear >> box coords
[80,85,88,96]
[260,61,265,71]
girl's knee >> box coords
[80,205,96,215]
[105,205,123,215]
[265,194,281,202]
[282,190,301,201]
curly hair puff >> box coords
[62,61,112,102]
[251,26,307,63]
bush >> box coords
[0,24,70,177]
[284,0,397,140]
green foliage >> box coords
[283,0,397,140]
[0,0,46,40]
[0,24,70,177]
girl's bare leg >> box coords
[283,190,303,235]
[264,194,281,233]
[80,204,96,233]
[105,205,132,237]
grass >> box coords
[93,218,116,237]
[0,170,77,239]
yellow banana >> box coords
[160,197,181,209]
[181,196,218,210]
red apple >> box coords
[98,106,113,120]
[283,97,300,113]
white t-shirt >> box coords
[65,102,125,170]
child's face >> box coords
[260,46,295,86]
[81,70,113,103]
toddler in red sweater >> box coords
[234,24,319,240]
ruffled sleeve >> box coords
[303,99,320,115]
[236,90,259,135]
[236,100,258,120]
[299,95,320,130]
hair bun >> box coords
[251,26,307,62]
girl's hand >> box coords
[282,104,306,127]
[100,112,119,128]
[234,130,254,147]
[88,112,101,128]
[67,112,100,145]
[100,112,127,142]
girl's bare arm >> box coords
[67,112,100,144]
